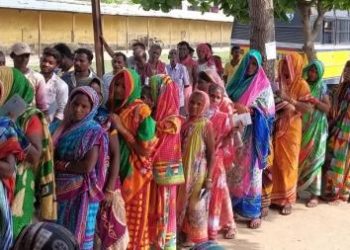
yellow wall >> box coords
[0,8,232,53]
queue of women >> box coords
[1,42,350,250]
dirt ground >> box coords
[217,201,350,250]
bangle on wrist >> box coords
[64,162,70,169]
[105,188,117,194]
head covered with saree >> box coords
[226,49,270,106]
[278,52,306,96]
[196,43,212,61]
[0,67,57,231]
[149,74,180,120]
[108,68,141,112]
[149,74,184,186]
[303,59,325,97]
[330,60,350,119]
[52,85,107,199]
[51,86,108,246]
[0,66,34,105]
[188,90,210,116]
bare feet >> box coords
[328,199,343,206]
[248,218,261,229]
[261,207,269,218]
[306,196,319,208]
[280,204,292,215]
[224,227,237,239]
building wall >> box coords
[0,8,232,54]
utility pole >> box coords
[91,0,105,77]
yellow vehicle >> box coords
[231,10,350,86]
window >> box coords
[323,20,335,44]
[337,19,350,44]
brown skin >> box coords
[148,47,161,64]
[279,61,313,114]
[223,49,241,83]
[11,53,30,74]
[59,56,73,73]
[101,36,115,58]
[168,49,178,68]
[196,47,207,64]
[25,131,43,168]
[112,55,126,74]
[188,93,215,189]
[90,82,103,104]
[89,81,121,202]
[0,155,16,179]
[103,133,120,205]
[73,53,91,81]
[178,44,189,61]
[40,55,58,82]
[62,93,99,174]
[197,78,212,93]
[307,66,331,114]
[111,76,152,157]
[178,44,198,89]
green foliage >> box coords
[130,0,350,22]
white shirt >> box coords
[45,73,69,122]
[166,63,190,107]
[24,68,48,112]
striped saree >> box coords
[0,117,25,249]
[109,69,157,249]
[298,60,328,196]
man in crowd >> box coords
[223,45,242,85]
[10,42,48,113]
[128,42,146,70]
[40,47,68,123]
[61,48,97,93]
[53,43,74,76]
[166,48,190,115]
[177,41,198,90]
[102,52,127,103]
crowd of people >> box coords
[0,39,349,250]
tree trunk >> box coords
[298,2,326,62]
[248,0,276,84]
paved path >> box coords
[218,201,350,250]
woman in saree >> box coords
[177,90,215,247]
[89,79,129,250]
[271,52,312,215]
[0,66,56,237]
[108,69,157,249]
[51,86,108,250]
[324,60,350,204]
[226,49,275,228]
[298,60,330,207]
[0,117,27,249]
[197,69,235,115]
[196,44,216,73]
[144,75,185,249]
[206,84,237,240]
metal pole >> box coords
[91,0,104,77]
